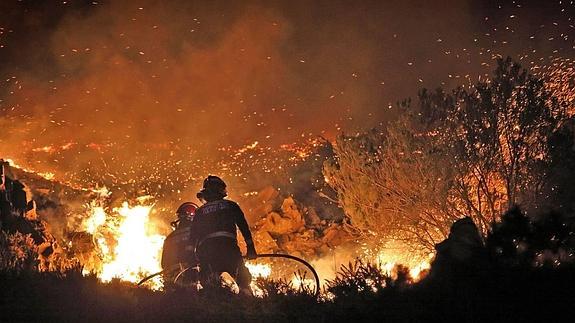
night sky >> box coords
[1,0,574,187]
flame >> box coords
[84,205,107,234]
[3,158,57,181]
[246,262,272,278]
[245,262,272,297]
[377,250,432,282]
[408,261,431,280]
[37,172,56,180]
[291,276,315,291]
[247,260,316,294]
[83,200,166,290]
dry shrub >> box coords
[0,231,38,273]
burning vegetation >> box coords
[1,58,575,294]
[1,1,575,320]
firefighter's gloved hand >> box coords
[246,242,258,260]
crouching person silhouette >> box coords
[161,202,200,289]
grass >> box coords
[1,260,574,322]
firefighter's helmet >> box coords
[197,175,227,200]
[176,202,198,221]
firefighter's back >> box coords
[193,199,240,241]
[161,225,194,269]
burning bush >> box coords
[0,231,37,273]
[324,57,574,254]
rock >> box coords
[281,238,321,258]
[318,244,332,255]
[250,195,361,260]
[239,186,280,224]
[322,224,354,247]
[252,230,278,253]
[256,197,306,235]
[304,207,321,226]
[280,197,305,230]
[258,212,296,235]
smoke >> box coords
[1,0,574,191]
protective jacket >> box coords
[161,223,195,270]
[190,199,253,248]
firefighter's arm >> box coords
[188,218,201,263]
[233,203,257,259]
[160,239,170,269]
[245,240,257,259]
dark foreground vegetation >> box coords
[2,207,575,322]
[0,259,574,322]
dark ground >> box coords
[1,262,574,323]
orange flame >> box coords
[83,200,166,290]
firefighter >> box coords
[190,175,257,296]
[161,201,199,288]
[427,217,487,321]
[430,216,485,280]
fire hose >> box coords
[255,253,321,296]
[137,253,321,296]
